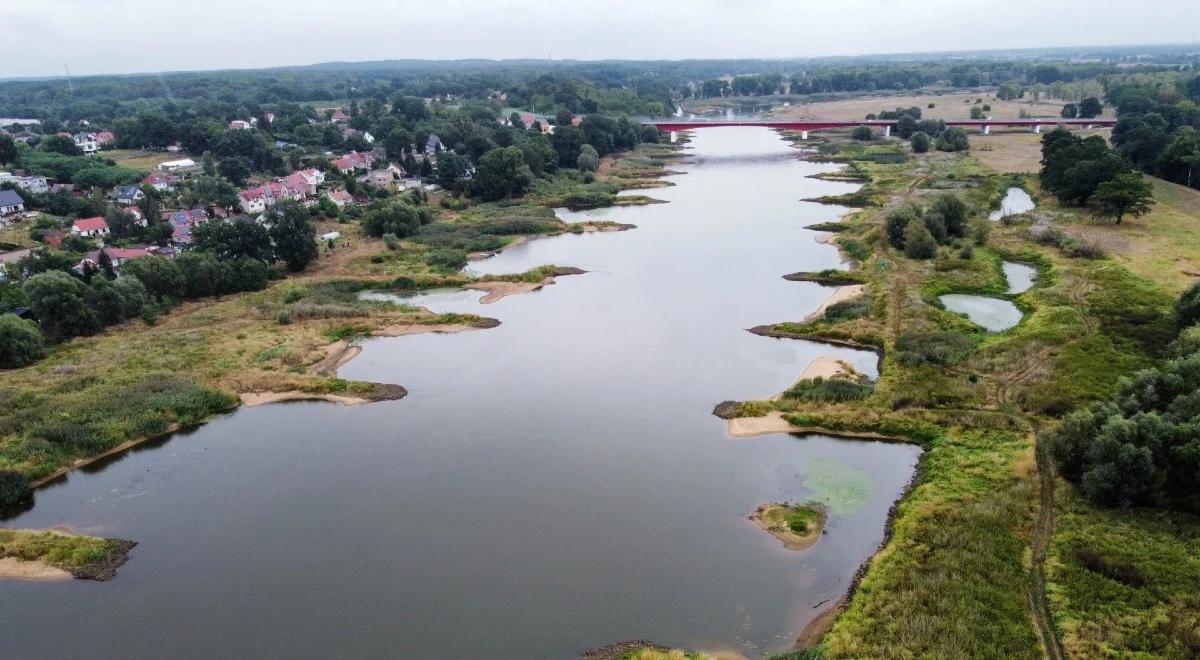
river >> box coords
[0,127,921,659]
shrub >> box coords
[33,420,108,453]
[851,125,874,141]
[426,248,468,270]
[931,193,969,237]
[903,219,938,259]
[824,298,870,323]
[0,470,30,507]
[885,205,920,249]
[276,309,293,325]
[910,131,931,153]
[382,233,401,251]
[935,127,970,152]
[1175,281,1200,329]
[0,314,45,369]
[895,330,976,366]
[784,377,873,402]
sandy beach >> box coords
[0,557,73,581]
[239,391,371,407]
[801,284,864,323]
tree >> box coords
[910,132,931,153]
[361,199,433,238]
[935,127,970,152]
[851,125,873,141]
[469,147,532,202]
[1060,103,1078,118]
[435,151,470,192]
[903,219,937,259]
[576,144,600,172]
[122,256,184,300]
[1175,280,1200,329]
[202,151,216,176]
[270,202,318,272]
[23,271,99,342]
[970,106,985,120]
[0,314,45,368]
[996,82,1022,101]
[549,125,586,167]
[931,193,969,237]
[1078,96,1103,119]
[1092,173,1154,225]
[0,134,17,165]
[41,135,81,156]
[885,205,920,249]
[137,185,163,227]
[218,156,253,185]
[895,114,919,139]
[193,220,273,261]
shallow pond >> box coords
[1,128,921,659]
[940,294,1024,331]
[989,187,1035,221]
[1003,262,1037,294]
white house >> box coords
[71,216,110,237]
[73,132,100,155]
[158,159,197,172]
[0,172,49,194]
[0,189,25,217]
[229,120,253,130]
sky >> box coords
[3,0,1199,78]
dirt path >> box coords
[1029,425,1065,660]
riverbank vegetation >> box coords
[0,528,135,580]
[723,125,1200,658]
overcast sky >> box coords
[3,0,1198,78]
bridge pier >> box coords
[1085,124,1093,130]
[801,130,808,140]
[1032,124,1041,134]
[669,131,677,143]
[884,126,891,138]
[982,124,991,135]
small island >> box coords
[0,529,135,581]
[750,503,827,551]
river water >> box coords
[0,128,921,659]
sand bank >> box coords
[750,503,826,551]
[0,557,73,581]
[801,284,864,323]
[239,391,370,407]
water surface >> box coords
[940,294,1023,331]
[1003,262,1037,294]
[1,128,920,659]
[989,187,1035,221]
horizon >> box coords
[3,0,1199,78]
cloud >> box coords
[1,0,1198,77]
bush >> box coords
[426,248,468,270]
[910,131,931,153]
[851,125,874,141]
[824,298,870,323]
[885,205,920,249]
[903,219,938,259]
[935,127,970,152]
[382,233,401,251]
[895,330,976,366]
[784,377,873,402]
[276,309,293,325]
[33,420,108,453]
[0,470,30,507]
[1175,281,1200,329]
[0,314,45,369]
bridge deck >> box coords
[642,118,1114,131]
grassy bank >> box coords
[0,528,135,580]
[717,130,1199,657]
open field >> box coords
[104,149,183,171]
[771,90,1113,123]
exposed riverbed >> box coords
[1,128,920,659]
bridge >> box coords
[641,118,1115,138]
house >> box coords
[115,185,144,205]
[142,172,179,192]
[330,109,350,123]
[283,168,324,196]
[357,169,397,189]
[73,132,100,155]
[238,188,267,214]
[424,134,444,156]
[127,207,147,226]
[158,159,197,172]
[83,246,150,270]
[0,172,50,194]
[166,208,209,245]
[0,189,26,217]
[50,183,78,195]
[342,128,375,144]
[229,120,253,130]
[331,150,375,174]
[94,131,115,146]
[327,189,354,209]
[264,112,275,125]
[71,216,110,237]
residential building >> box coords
[94,131,115,146]
[357,169,397,189]
[83,246,150,271]
[331,150,375,174]
[330,109,350,123]
[327,189,354,208]
[283,168,324,196]
[425,134,444,156]
[237,182,303,213]
[0,172,50,194]
[142,172,179,192]
[229,120,253,130]
[71,216,110,237]
[73,132,100,155]
[158,159,198,172]
[0,189,25,216]
[115,185,144,205]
